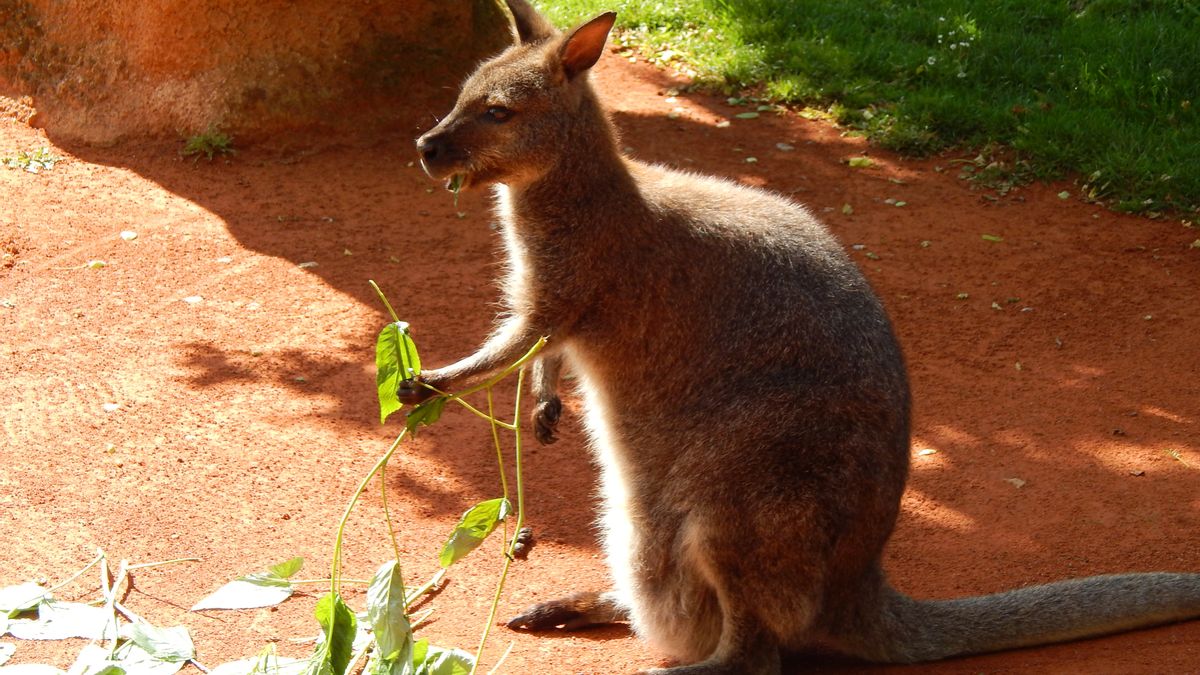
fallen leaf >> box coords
[119,231,138,241]
[841,204,853,216]
[981,234,1004,242]
[1004,477,1026,489]
[1057,191,1070,200]
[847,157,874,168]
[917,448,937,456]
[297,261,318,269]
[734,112,760,119]
[775,143,794,151]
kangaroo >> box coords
[408,1,1200,673]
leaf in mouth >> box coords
[447,174,464,207]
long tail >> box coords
[845,572,1200,663]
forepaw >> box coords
[532,396,562,445]
[396,379,434,406]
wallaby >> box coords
[408,1,1200,673]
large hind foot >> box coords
[507,590,628,631]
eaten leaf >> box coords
[6,601,118,641]
[405,397,447,436]
[306,593,357,675]
[376,321,422,425]
[190,559,303,611]
[411,640,472,675]
[0,582,50,618]
[439,498,512,568]
[366,561,413,675]
[127,623,195,663]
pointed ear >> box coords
[505,0,557,44]
[558,11,617,80]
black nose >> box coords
[416,134,443,164]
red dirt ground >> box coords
[2,53,1198,675]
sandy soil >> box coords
[2,53,1198,675]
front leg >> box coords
[530,353,563,445]
[399,317,545,403]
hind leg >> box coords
[630,514,818,675]
[636,608,782,675]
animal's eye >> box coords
[485,106,513,122]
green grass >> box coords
[181,128,235,161]
[542,0,1200,213]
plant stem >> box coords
[405,568,447,609]
[126,557,201,571]
[454,338,546,401]
[44,550,106,597]
[446,393,517,431]
[469,366,528,675]
[368,280,401,324]
[331,429,409,595]
[486,386,510,500]
[380,462,404,567]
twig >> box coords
[485,642,515,675]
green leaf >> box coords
[438,498,512,568]
[191,569,294,610]
[268,557,304,580]
[312,593,356,675]
[68,642,185,675]
[404,397,447,437]
[366,561,413,675]
[127,624,195,663]
[847,156,874,168]
[733,111,759,119]
[0,582,49,618]
[6,601,118,641]
[411,641,471,675]
[377,322,421,424]
[981,234,1004,242]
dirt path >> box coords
[2,53,1198,675]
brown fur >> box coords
[410,2,1200,673]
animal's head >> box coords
[415,0,616,191]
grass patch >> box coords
[542,0,1200,213]
[181,128,235,161]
